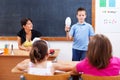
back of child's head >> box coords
[87,34,112,69]
[29,40,48,63]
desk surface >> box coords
[11,60,79,73]
[0,49,59,57]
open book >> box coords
[0,50,4,54]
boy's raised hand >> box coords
[65,26,70,32]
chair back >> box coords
[20,72,71,80]
[81,74,120,80]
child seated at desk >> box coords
[12,40,73,75]
[72,34,120,76]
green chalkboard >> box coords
[0,0,92,37]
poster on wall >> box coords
[95,0,120,33]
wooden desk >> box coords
[11,60,79,80]
[1,49,59,60]
[0,49,60,80]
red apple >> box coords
[49,49,55,55]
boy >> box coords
[65,7,95,61]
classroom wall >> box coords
[94,0,120,58]
[0,35,120,61]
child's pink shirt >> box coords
[76,57,120,76]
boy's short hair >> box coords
[76,7,86,14]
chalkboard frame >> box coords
[0,0,95,41]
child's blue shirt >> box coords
[69,22,95,51]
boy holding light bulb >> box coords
[65,7,95,61]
